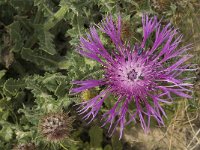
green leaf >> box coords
[3,78,25,97]
[34,0,56,17]
[44,0,69,30]
[111,134,123,150]
[25,76,58,112]
[41,73,68,98]
[55,82,67,98]
[0,127,13,141]
[35,25,56,55]
[21,48,59,71]
[58,58,69,69]
[0,70,6,79]
[9,0,34,13]
[0,126,13,142]
[89,126,103,149]
[18,106,40,126]
[25,75,48,97]
[104,145,112,150]
[0,0,6,5]
[0,102,10,120]
[8,21,23,52]
[25,74,72,112]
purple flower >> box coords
[71,15,194,139]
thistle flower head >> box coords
[13,143,36,150]
[39,113,74,142]
[71,14,194,139]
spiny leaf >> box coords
[25,75,72,111]
[33,0,56,17]
[55,82,68,98]
[104,145,112,150]
[35,25,56,55]
[111,134,123,150]
[8,21,23,52]
[3,78,25,97]
[18,106,40,126]
[66,15,86,46]
[8,0,34,13]
[42,73,60,92]
[0,1,6,5]
[89,126,103,149]
[41,73,68,97]
[25,75,48,97]
[21,48,59,71]
[0,100,10,120]
[25,75,59,112]
[0,126,13,142]
[0,70,6,79]
[44,0,69,30]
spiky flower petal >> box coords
[71,14,193,139]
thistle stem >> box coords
[44,4,69,30]
[59,142,68,150]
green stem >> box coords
[25,2,68,49]
[76,14,81,36]
[44,4,69,30]
[59,142,68,150]
[52,143,57,150]
[24,10,43,48]
[43,4,54,16]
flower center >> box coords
[127,69,137,81]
